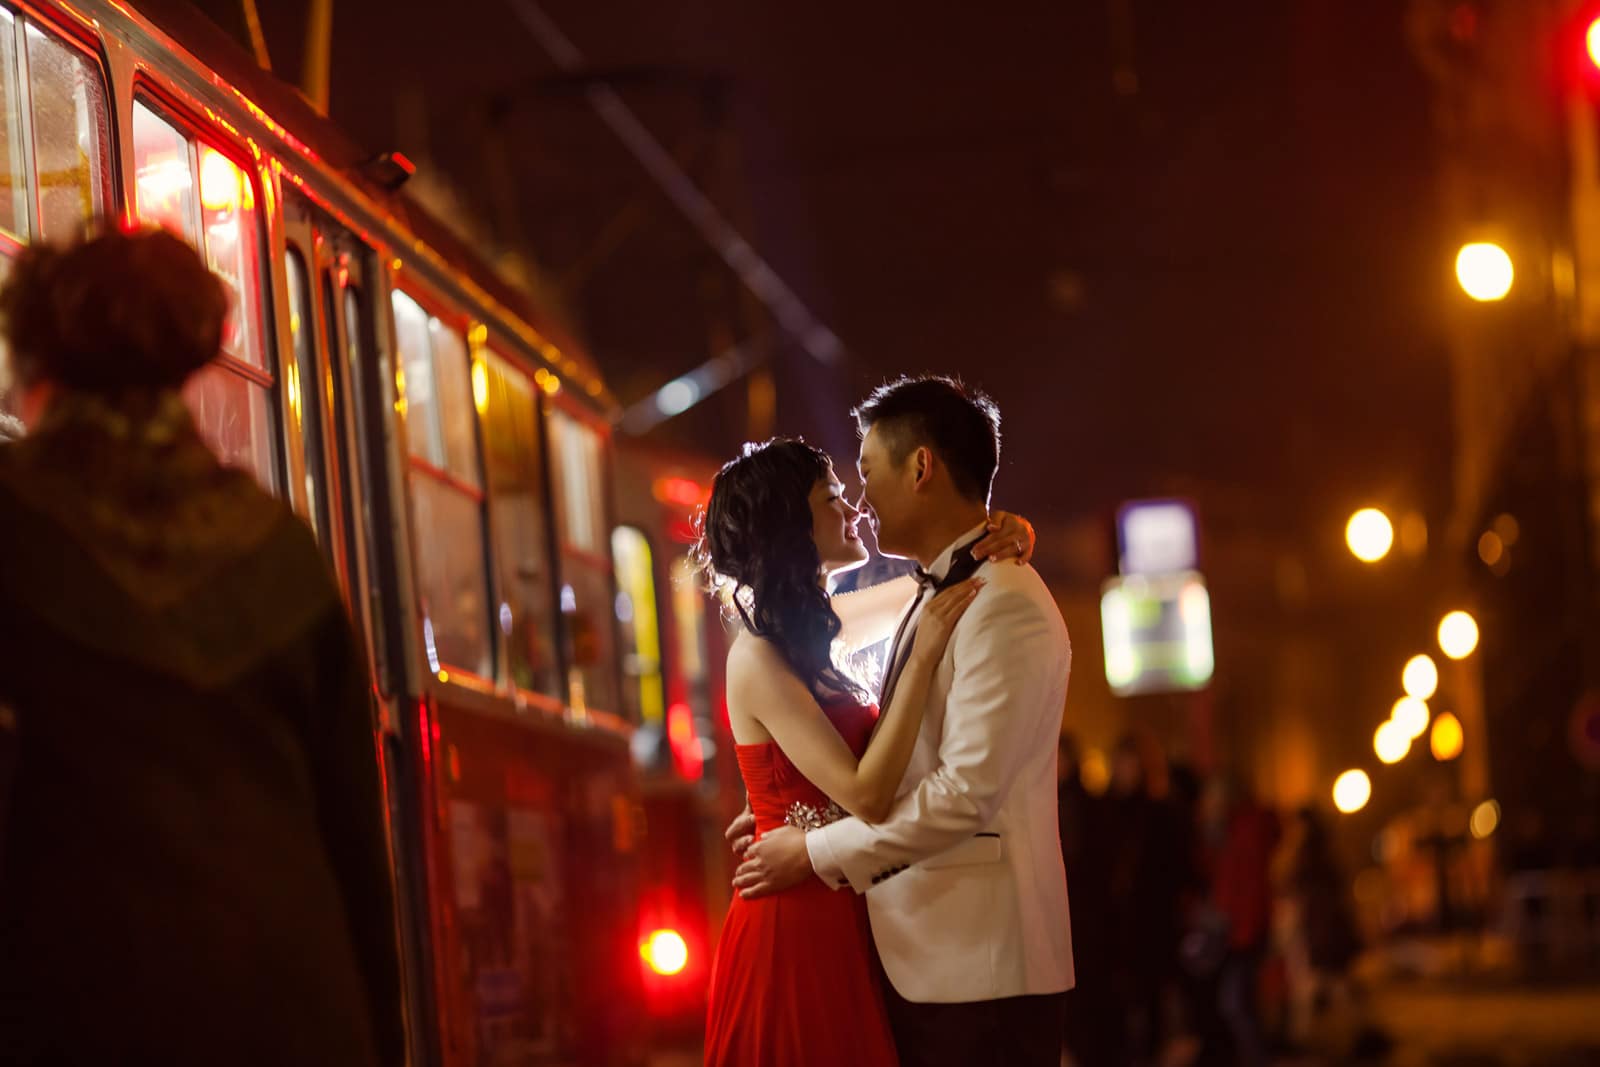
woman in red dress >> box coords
[694,438,1026,1067]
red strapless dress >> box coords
[703,700,899,1067]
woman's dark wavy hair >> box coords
[694,438,865,701]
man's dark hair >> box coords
[852,376,1001,503]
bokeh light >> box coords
[1403,654,1439,701]
[1456,242,1514,301]
[1346,509,1394,563]
[1439,611,1479,660]
[1392,696,1431,740]
[1470,799,1501,840]
[1375,720,1411,764]
[1431,711,1464,761]
[639,929,689,976]
[1333,769,1372,814]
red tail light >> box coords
[640,928,689,977]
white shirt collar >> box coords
[925,522,990,583]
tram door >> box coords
[282,194,438,1064]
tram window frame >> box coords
[391,286,494,684]
[0,9,116,414]
[129,94,278,491]
[480,347,562,705]
[547,401,623,718]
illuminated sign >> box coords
[1100,571,1214,696]
[1117,499,1198,576]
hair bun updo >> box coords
[0,227,229,393]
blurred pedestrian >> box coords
[1278,807,1360,1046]
[0,229,403,1065]
[1057,734,1121,1067]
[1104,734,1189,1065]
[1201,775,1280,1067]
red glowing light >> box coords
[653,476,709,510]
[666,701,703,780]
[640,928,689,976]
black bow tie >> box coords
[913,535,987,594]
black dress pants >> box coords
[882,974,1066,1067]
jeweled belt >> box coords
[784,799,846,831]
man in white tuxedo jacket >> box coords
[734,376,1074,1066]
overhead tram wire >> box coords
[502,0,845,378]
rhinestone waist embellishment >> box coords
[784,799,846,831]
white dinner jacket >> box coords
[807,533,1075,1004]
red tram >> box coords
[0,1,731,1062]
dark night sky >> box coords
[246,0,1453,547]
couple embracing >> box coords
[695,376,1074,1067]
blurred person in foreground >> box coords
[714,378,1074,1067]
[0,229,403,1065]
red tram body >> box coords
[0,2,737,1062]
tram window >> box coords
[0,13,114,412]
[481,353,560,697]
[670,554,708,688]
[343,287,363,364]
[408,475,492,679]
[393,289,492,680]
[284,248,330,545]
[549,409,620,713]
[181,361,276,485]
[550,409,607,555]
[612,527,664,725]
[25,24,112,241]
[132,100,275,489]
[0,12,27,239]
[129,103,197,243]
[390,288,438,463]
[131,102,266,369]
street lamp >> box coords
[1403,654,1440,700]
[1588,15,1600,69]
[1392,695,1431,740]
[1438,610,1480,659]
[1456,242,1514,301]
[1431,711,1464,761]
[1346,508,1394,562]
[1375,720,1411,764]
[1333,769,1372,814]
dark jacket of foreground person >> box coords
[0,230,404,1065]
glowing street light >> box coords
[1431,711,1464,761]
[1588,16,1600,69]
[1375,720,1411,764]
[1438,611,1480,660]
[1456,242,1514,302]
[1470,799,1501,839]
[1392,696,1431,740]
[1333,769,1372,814]
[1403,654,1440,701]
[1346,509,1394,563]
